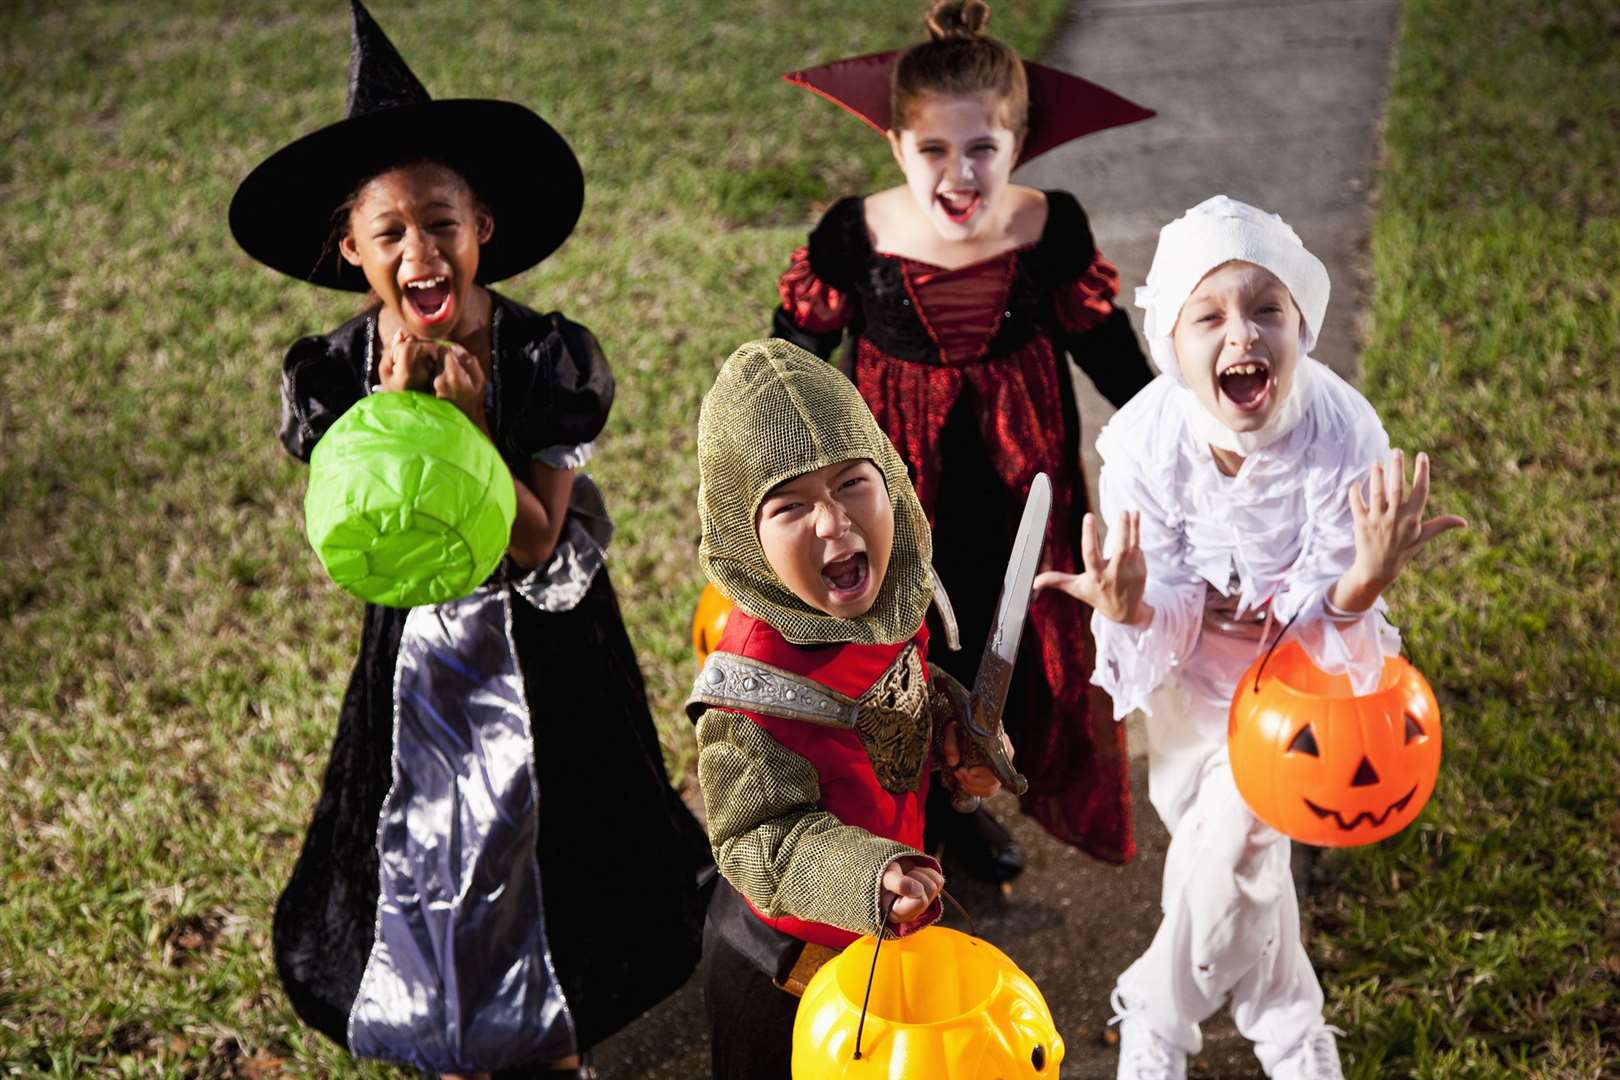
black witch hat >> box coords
[229,0,583,290]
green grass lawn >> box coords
[1305,1,1620,1076]
[4,0,1617,1076]
[0,1,1068,1073]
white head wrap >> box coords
[1134,196,1332,454]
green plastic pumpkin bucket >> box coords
[304,392,516,608]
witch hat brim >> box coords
[230,100,582,290]
[783,49,1154,167]
[230,2,582,291]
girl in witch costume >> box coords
[228,4,709,1076]
[771,0,1157,879]
[688,339,1009,1080]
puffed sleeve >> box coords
[770,197,868,361]
[278,334,365,463]
[501,313,615,463]
[1088,404,1209,718]
[696,707,942,938]
[1271,375,1401,693]
[772,244,856,360]
[1058,252,1156,410]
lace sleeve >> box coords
[1273,393,1401,693]
[780,244,854,334]
[1088,413,1207,717]
[1055,251,1120,336]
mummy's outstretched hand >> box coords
[1332,450,1467,612]
[1034,511,1151,627]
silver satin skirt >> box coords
[346,480,612,1072]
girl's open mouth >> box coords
[403,275,454,326]
[821,552,870,601]
[1218,360,1272,413]
[936,190,982,225]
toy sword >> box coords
[948,471,1050,812]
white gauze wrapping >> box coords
[1134,196,1332,454]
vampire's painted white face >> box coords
[888,94,1020,242]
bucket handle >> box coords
[853,892,899,1060]
[1251,608,1417,694]
[1252,609,1303,693]
[852,888,978,1060]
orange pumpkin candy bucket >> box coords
[1228,639,1442,847]
[691,581,733,668]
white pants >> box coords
[1117,677,1325,1075]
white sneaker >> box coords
[1270,1025,1345,1080]
[1109,988,1188,1080]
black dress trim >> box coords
[793,190,1105,366]
[277,292,614,468]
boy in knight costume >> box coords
[689,339,1007,1080]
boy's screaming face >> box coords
[1172,261,1304,433]
[755,459,895,619]
[339,161,493,340]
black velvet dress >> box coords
[272,292,710,1071]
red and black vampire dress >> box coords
[771,190,1154,864]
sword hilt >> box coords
[958,716,1029,797]
[948,730,1028,811]
[932,667,1028,811]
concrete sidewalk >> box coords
[596,1,1400,1076]
[1028,0,1400,489]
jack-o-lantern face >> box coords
[1228,641,1442,847]
[793,925,1064,1078]
[691,582,733,668]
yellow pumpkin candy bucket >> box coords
[792,925,1063,1078]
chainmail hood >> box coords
[698,339,932,645]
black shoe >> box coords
[935,804,1026,885]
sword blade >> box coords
[961,472,1051,796]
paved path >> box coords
[597,1,1400,1075]
[1027,0,1402,491]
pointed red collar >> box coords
[784,49,1153,167]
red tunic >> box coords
[771,191,1155,864]
[713,609,939,949]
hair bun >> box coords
[925,0,992,40]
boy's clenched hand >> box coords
[940,720,1011,799]
[881,857,943,927]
